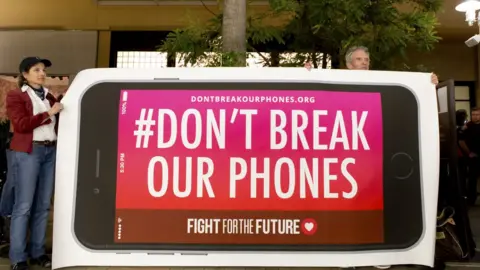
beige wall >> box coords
[0,30,98,75]
[0,0,276,30]
[402,40,479,105]
[404,41,477,82]
[97,31,111,68]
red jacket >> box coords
[6,88,61,153]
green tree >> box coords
[159,0,442,70]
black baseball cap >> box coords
[18,57,52,73]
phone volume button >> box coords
[180,253,208,256]
[147,252,175,255]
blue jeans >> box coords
[0,149,16,216]
[9,145,56,264]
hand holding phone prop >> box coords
[48,102,63,116]
[53,68,439,269]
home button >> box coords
[391,152,414,180]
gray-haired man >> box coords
[305,45,439,85]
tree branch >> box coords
[248,44,271,66]
[200,0,217,16]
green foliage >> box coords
[158,0,442,70]
[159,0,294,67]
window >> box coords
[455,85,472,119]
[116,51,168,68]
[116,51,332,68]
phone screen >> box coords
[113,89,383,245]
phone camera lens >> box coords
[93,188,100,195]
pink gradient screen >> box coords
[115,89,384,212]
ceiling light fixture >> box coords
[456,0,480,26]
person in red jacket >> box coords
[6,57,63,270]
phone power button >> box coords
[391,152,414,180]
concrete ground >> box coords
[0,263,463,270]
[0,209,478,270]
[0,264,450,270]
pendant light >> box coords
[455,0,480,25]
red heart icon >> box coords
[301,218,317,235]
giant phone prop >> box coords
[53,67,439,269]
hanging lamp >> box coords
[455,0,480,25]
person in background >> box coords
[1,121,16,215]
[0,122,15,226]
[305,46,439,85]
[456,110,471,201]
[6,57,63,270]
[465,107,480,206]
[0,120,13,253]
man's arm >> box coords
[431,73,439,85]
[458,128,474,156]
[460,140,475,157]
[305,62,313,71]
